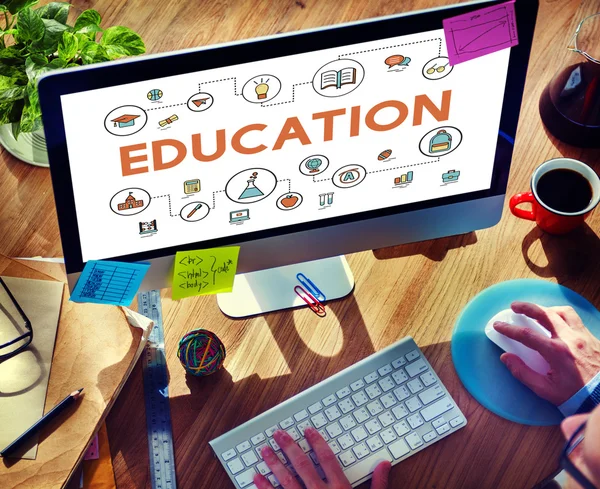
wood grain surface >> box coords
[1,0,600,489]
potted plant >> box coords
[0,1,145,166]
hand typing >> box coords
[253,428,391,489]
[493,301,600,405]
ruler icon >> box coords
[138,290,177,489]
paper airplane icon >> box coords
[192,98,209,107]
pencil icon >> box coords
[187,203,202,218]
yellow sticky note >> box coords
[172,247,240,299]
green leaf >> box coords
[80,41,108,64]
[74,22,102,42]
[0,84,25,102]
[0,63,27,82]
[0,74,17,89]
[0,46,25,64]
[35,2,70,24]
[100,26,145,59]
[15,6,45,43]
[73,9,101,31]
[58,30,76,62]
[18,93,41,134]
[34,18,69,53]
[0,98,23,124]
[3,0,39,15]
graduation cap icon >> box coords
[192,98,210,107]
[112,114,140,128]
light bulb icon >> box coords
[255,79,270,100]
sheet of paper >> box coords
[0,277,64,459]
[172,247,240,299]
[70,260,149,306]
[443,0,518,66]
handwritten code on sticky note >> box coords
[172,247,240,299]
[70,260,150,306]
[443,0,518,66]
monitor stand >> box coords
[217,256,355,318]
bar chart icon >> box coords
[394,171,413,186]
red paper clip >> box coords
[294,285,326,317]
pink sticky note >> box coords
[443,0,518,66]
[84,434,99,460]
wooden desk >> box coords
[2,0,600,488]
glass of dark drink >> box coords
[539,14,600,147]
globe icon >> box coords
[147,89,163,101]
[306,158,322,173]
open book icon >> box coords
[321,67,356,90]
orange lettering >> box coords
[313,109,346,141]
[232,124,268,155]
[413,90,452,126]
[350,106,361,137]
[152,139,187,171]
[120,143,148,176]
[272,117,311,150]
[365,101,408,132]
[192,130,226,162]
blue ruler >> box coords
[138,290,177,489]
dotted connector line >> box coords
[261,82,312,107]
[199,77,240,96]
[312,176,330,183]
[153,194,179,217]
[366,157,440,174]
[337,37,443,58]
[277,178,292,192]
[146,103,186,112]
[212,190,225,209]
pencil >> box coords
[0,388,84,458]
[187,203,202,218]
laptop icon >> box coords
[230,209,250,224]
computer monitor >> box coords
[39,0,538,316]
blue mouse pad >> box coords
[451,279,600,426]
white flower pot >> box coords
[0,124,49,167]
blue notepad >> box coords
[70,260,150,306]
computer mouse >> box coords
[485,309,551,375]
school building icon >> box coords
[118,192,144,211]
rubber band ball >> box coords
[177,329,226,376]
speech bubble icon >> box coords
[385,55,405,68]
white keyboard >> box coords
[210,336,466,488]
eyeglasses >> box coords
[0,277,33,362]
[561,421,597,489]
[567,13,600,64]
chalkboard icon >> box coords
[139,220,158,235]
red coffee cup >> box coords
[509,158,600,234]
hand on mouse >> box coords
[493,301,600,405]
[253,427,391,489]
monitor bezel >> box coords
[39,0,538,273]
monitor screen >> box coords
[59,26,510,264]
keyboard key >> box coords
[405,432,424,450]
[392,369,408,385]
[328,440,341,454]
[280,417,294,429]
[407,413,424,429]
[325,406,342,421]
[308,402,322,414]
[269,438,280,451]
[406,350,419,362]
[352,391,369,407]
[318,429,329,441]
[297,420,312,435]
[344,450,394,483]
[378,364,393,376]
[336,386,352,399]
[353,442,370,459]
[338,398,355,414]
[392,404,408,419]
[405,397,423,412]
[380,428,397,444]
[419,384,444,405]
[298,439,311,453]
[222,449,236,461]
[378,411,395,427]
[388,439,411,459]
[366,435,384,451]
[235,468,256,487]
[322,394,337,406]
[405,358,427,377]
[326,421,343,438]
[294,410,309,422]
[420,397,453,421]
[378,376,395,392]
[353,407,370,424]
[380,393,397,409]
[365,419,382,434]
[407,378,424,394]
[340,415,357,431]
[255,443,269,460]
[276,452,287,464]
[393,386,410,401]
[436,423,451,435]
[265,425,278,437]
[227,457,245,474]
[366,384,382,399]
[450,416,464,428]
[286,427,300,441]
[268,474,280,487]
[311,413,328,429]
[242,450,258,466]
[392,356,407,369]
[256,461,272,475]
[350,379,365,391]
[251,433,266,445]
[338,433,355,450]
[366,400,384,416]
[351,426,369,442]
[432,417,446,429]
[339,450,357,467]
[364,371,379,384]
[236,441,251,453]
[393,420,410,437]
[423,431,437,442]
[420,371,436,386]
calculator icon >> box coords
[184,179,200,194]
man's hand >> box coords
[493,301,600,405]
[561,404,600,488]
[253,427,391,489]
